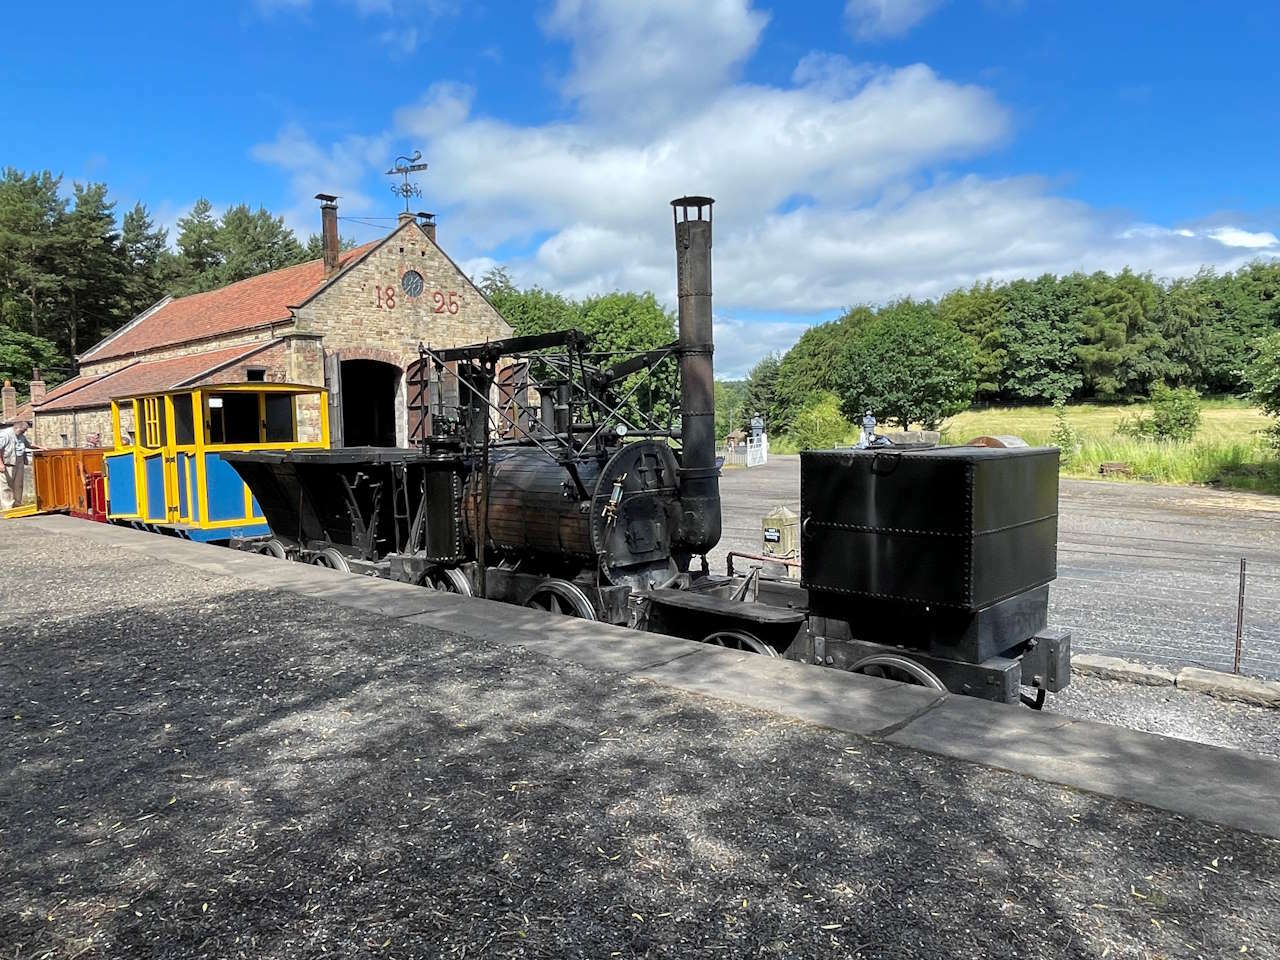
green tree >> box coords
[1249,332,1280,422]
[58,182,127,358]
[1077,268,1175,399]
[478,265,516,298]
[303,231,357,260]
[0,326,63,395]
[787,391,852,450]
[119,201,178,319]
[0,168,65,338]
[1160,271,1214,389]
[174,198,222,292]
[714,379,747,441]
[770,307,869,436]
[837,300,977,429]
[215,204,306,285]
[491,287,580,337]
[579,291,678,426]
[741,353,781,432]
[999,275,1084,403]
[939,281,1006,398]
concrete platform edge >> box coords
[21,515,1280,840]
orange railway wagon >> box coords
[32,448,107,521]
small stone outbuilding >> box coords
[32,197,512,449]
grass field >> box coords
[768,399,1280,494]
[942,399,1280,494]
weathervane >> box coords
[386,150,429,213]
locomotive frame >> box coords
[223,196,1071,707]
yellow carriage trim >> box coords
[106,382,329,541]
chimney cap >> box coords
[671,195,714,224]
[314,192,339,205]
[416,211,436,224]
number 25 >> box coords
[432,291,460,315]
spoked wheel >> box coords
[848,654,946,690]
[257,538,288,559]
[311,548,350,573]
[701,629,779,657]
[424,567,473,596]
[525,580,597,620]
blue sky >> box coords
[3,0,1278,376]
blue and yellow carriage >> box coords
[102,382,330,542]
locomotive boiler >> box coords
[223,194,1071,706]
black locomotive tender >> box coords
[224,196,1070,707]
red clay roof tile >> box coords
[38,343,275,412]
[79,241,379,363]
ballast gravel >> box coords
[1049,674,1280,762]
[1,522,1278,959]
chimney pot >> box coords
[418,211,437,242]
[315,193,340,278]
[29,366,46,406]
[1,379,16,424]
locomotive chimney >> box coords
[671,195,721,556]
[315,193,340,277]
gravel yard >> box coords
[1048,675,1280,762]
[2,522,1280,959]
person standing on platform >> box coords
[0,420,34,510]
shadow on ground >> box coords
[1,532,1278,958]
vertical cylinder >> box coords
[671,196,721,557]
[315,194,340,277]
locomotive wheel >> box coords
[525,580,597,620]
[258,538,287,560]
[701,629,778,657]
[425,568,473,596]
[848,654,946,691]
[312,548,350,573]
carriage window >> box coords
[171,392,195,445]
[118,403,137,447]
[207,392,260,444]
[264,393,295,442]
[141,396,166,448]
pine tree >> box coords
[58,182,127,358]
[741,353,781,432]
[0,168,65,338]
[215,204,306,284]
[175,198,222,293]
[120,201,175,316]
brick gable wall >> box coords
[294,220,512,369]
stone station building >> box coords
[28,195,512,449]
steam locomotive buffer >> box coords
[224,196,1070,707]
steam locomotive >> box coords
[223,196,1070,707]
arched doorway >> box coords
[340,358,400,447]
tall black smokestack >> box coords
[672,196,721,557]
[315,193,340,278]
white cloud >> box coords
[251,124,391,238]
[1207,226,1279,249]
[714,315,815,379]
[379,26,419,54]
[844,0,945,40]
[544,0,769,128]
[253,0,1276,376]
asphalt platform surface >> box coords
[712,457,1280,680]
[4,522,1280,959]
